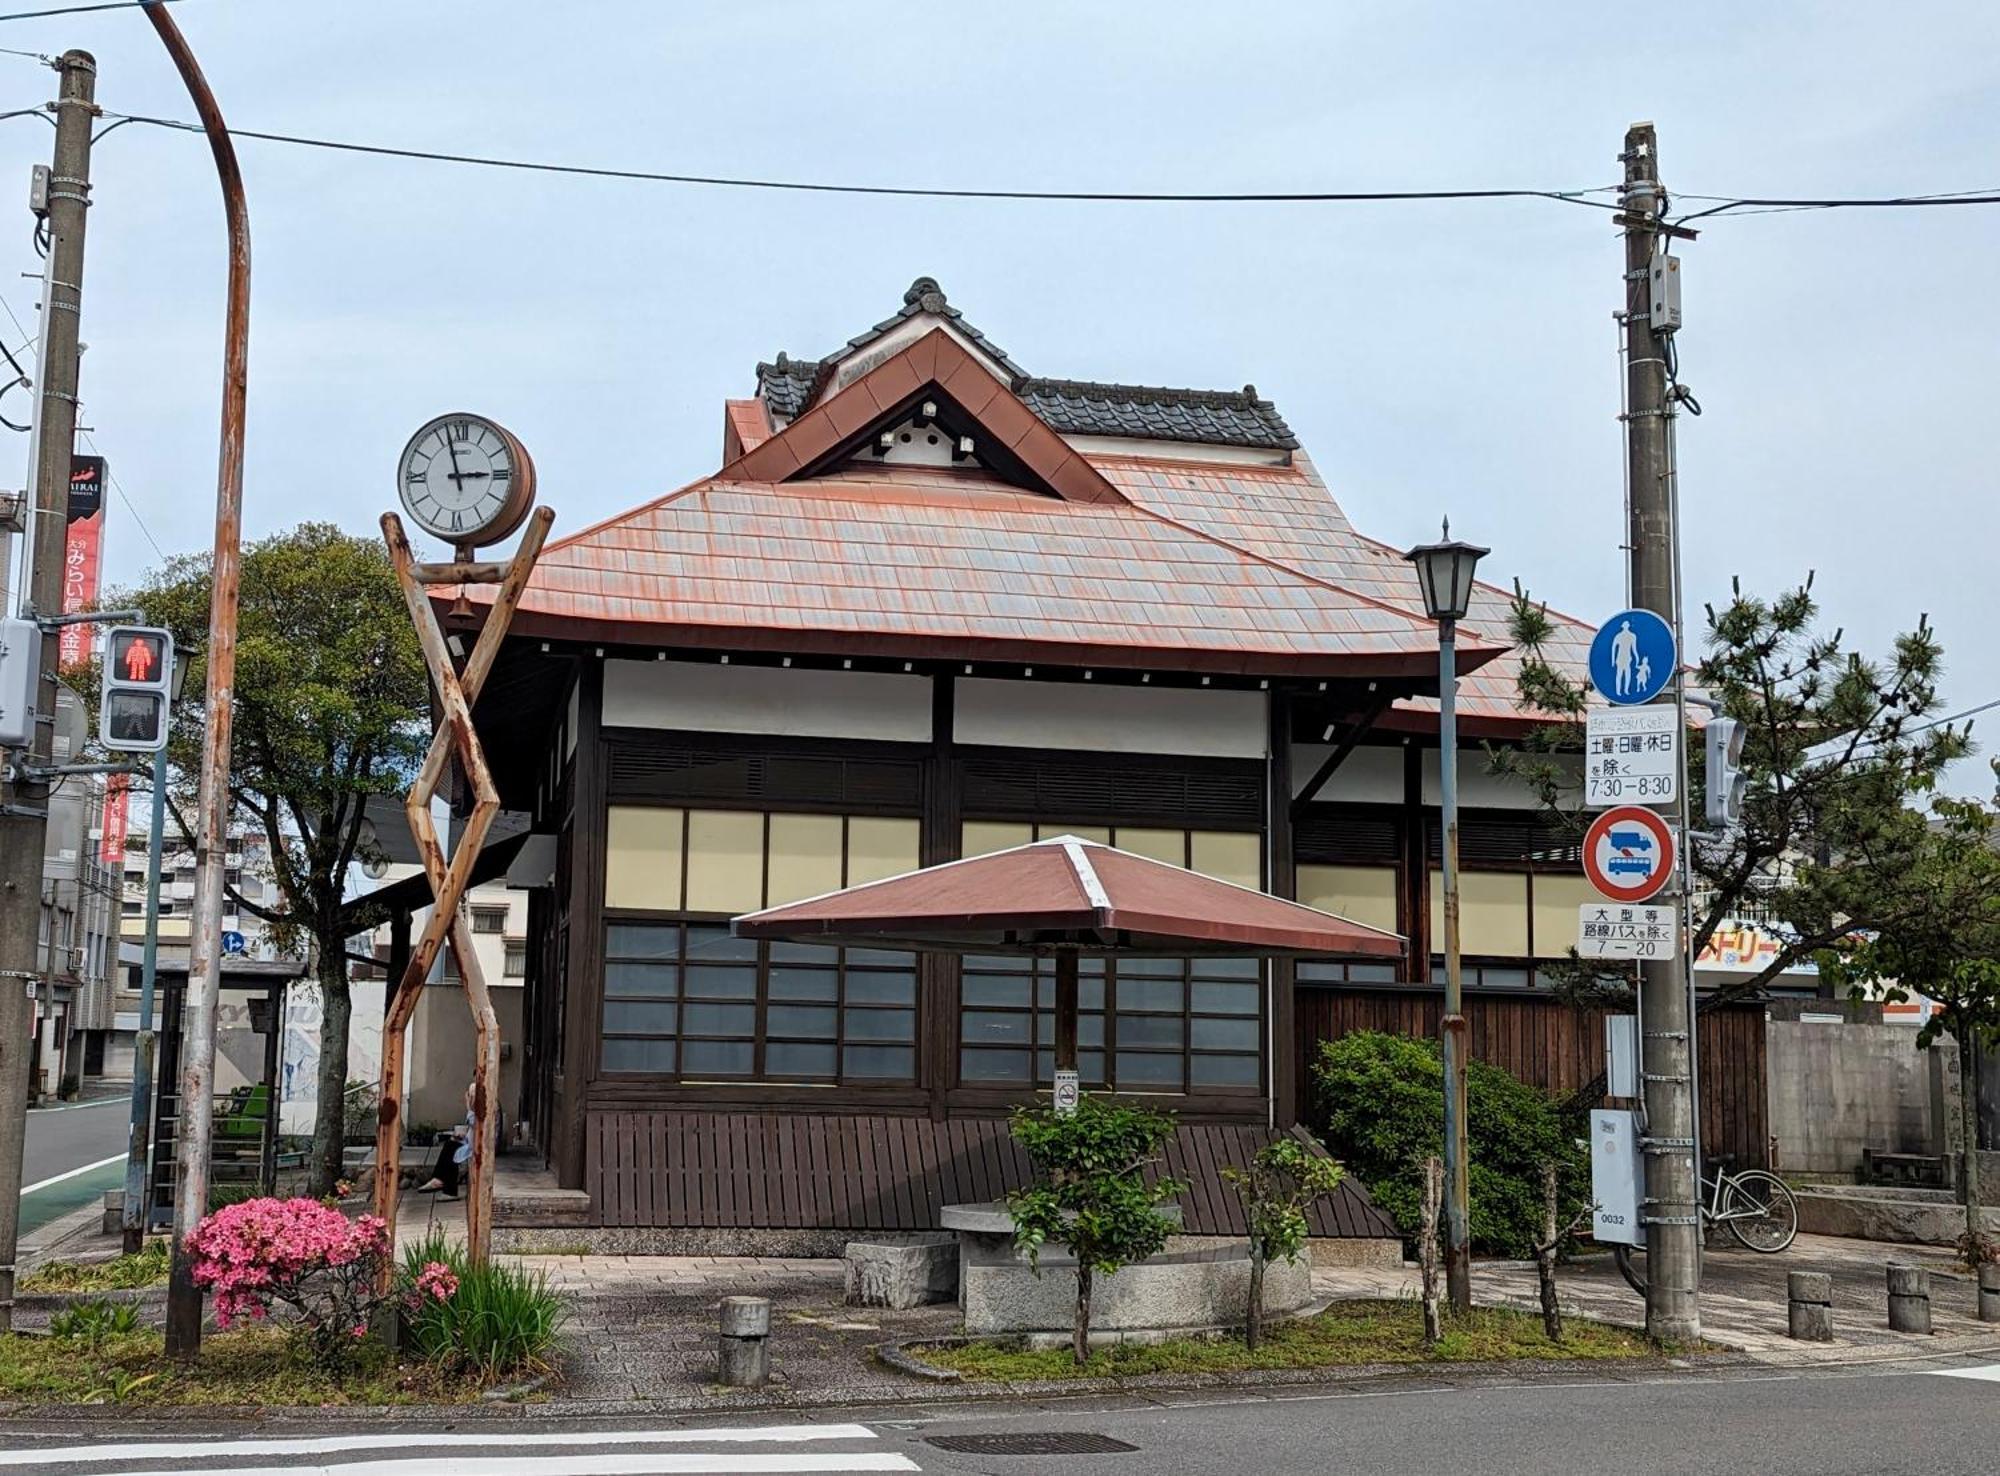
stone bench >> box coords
[843,1238,959,1309]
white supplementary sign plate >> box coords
[1584,706,1679,808]
[1578,903,1677,960]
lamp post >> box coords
[1405,520,1487,1318]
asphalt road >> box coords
[0,1360,1996,1474]
[16,1094,131,1237]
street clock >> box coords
[395,413,537,551]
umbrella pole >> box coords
[1054,951,1079,1075]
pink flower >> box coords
[414,1261,459,1302]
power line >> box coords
[80,428,168,563]
[0,0,186,21]
[101,112,1625,208]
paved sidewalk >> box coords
[1313,1233,1999,1365]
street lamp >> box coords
[1405,519,1487,1319]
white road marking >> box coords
[0,1424,883,1467]
[1931,1362,2000,1382]
[88,1457,916,1476]
[18,1152,125,1196]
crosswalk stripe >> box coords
[0,1424,880,1468]
[1931,1362,2000,1382]
[85,1457,918,1476]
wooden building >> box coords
[463,278,1617,1245]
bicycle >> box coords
[1613,1159,1799,1294]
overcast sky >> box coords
[3,1,1996,785]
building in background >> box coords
[31,689,120,1099]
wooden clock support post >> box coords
[371,506,554,1274]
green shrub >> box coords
[23,1239,170,1292]
[397,1228,566,1380]
[1311,1031,1588,1259]
[48,1298,142,1350]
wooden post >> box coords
[1054,950,1079,1075]
[371,506,553,1279]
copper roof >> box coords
[734,835,1405,958]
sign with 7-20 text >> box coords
[1578,902,1677,959]
[1584,705,1678,808]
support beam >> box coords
[1292,688,1393,816]
[1268,689,1299,1128]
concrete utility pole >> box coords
[1619,121,1702,1345]
[149,0,251,1359]
[0,49,96,1336]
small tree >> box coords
[1495,577,1968,1006]
[128,523,429,1195]
[1820,796,2000,1263]
[1008,1096,1182,1366]
[1222,1134,1345,1351]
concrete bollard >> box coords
[1886,1264,1932,1335]
[1979,1264,2000,1324]
[1786,1271,1834,1342]
[718,1295,772,1388]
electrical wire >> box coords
[80,427,168,562]
[100,112,1626,208]
[0,0,187,21]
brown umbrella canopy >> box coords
[733,835,1403,960]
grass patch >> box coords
[0,1327,490,1407]
[21,1240,170,1293]
[921,1300,1652,1382]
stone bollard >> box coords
[718,1295,771,1388]
[1786,1271,1834,1342]
[1886,1264,1932,1335]
[1979,1264,2000,1324]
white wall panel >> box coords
[955,679,1265,758]
[602,660,932,743]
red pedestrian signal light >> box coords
[100,624,173,753]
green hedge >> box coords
[1311,1031,1588,1259]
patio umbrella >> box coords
[734,835,1403,1081]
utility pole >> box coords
[1619,121,1702,1346]
[0,49,95,1336]
[148,0,251,1360]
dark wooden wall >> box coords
[1295,984,1769,1169]
[583,1110,1398,1238]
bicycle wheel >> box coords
[1613,1243,1647,1295]
[1722,1170,1799,1253]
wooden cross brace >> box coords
[372,506,554,1276]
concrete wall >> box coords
[407,982,524,1137]
[1768,1018,1935,1176]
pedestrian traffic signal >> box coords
[100,625,173,752]
[1704,716,1747,828]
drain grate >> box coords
[926,1432,1138,1456]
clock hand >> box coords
[443,435,468,487]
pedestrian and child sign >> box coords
[1588,608,1676,706]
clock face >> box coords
[396,414,534,546]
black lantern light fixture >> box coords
[1403,518,1490,624]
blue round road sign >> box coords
[1589,609,1676,706]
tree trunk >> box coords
[310,953,352,1197]
[1072,1262,1093,1367]
[1246,1240,1266,1352]
[1962,1028,1986,1259]
[1419,1155,1443,1349]
[1536,1161,1564,1343]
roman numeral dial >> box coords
[395,412,537,548]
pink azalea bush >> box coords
[184,1197,453,1369]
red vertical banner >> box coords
[100,770,131,867]
[57,455,107,670]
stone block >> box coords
[717,1295,770,1388]
[1787,1271,1833,1342]
[844,1240,958,1309]
[1886,1263,1932,1334]
[1979,1263,2000,1324]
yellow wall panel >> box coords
[685,809,765,913]
[765,812,845,906]
[961,821,1033,858]
[1428,869,1530,957]
[1037,823,1111,845]
[847,816,921,885]
[1113,827,1187,866]
[605,806,685,911]
[1297,864,1399,934]
[1191,830,1262,890]
[1532,872,1601,958]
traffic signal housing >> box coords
[1704,715,1747,828]
[100,625,173,752]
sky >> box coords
[2,0,1997,786]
